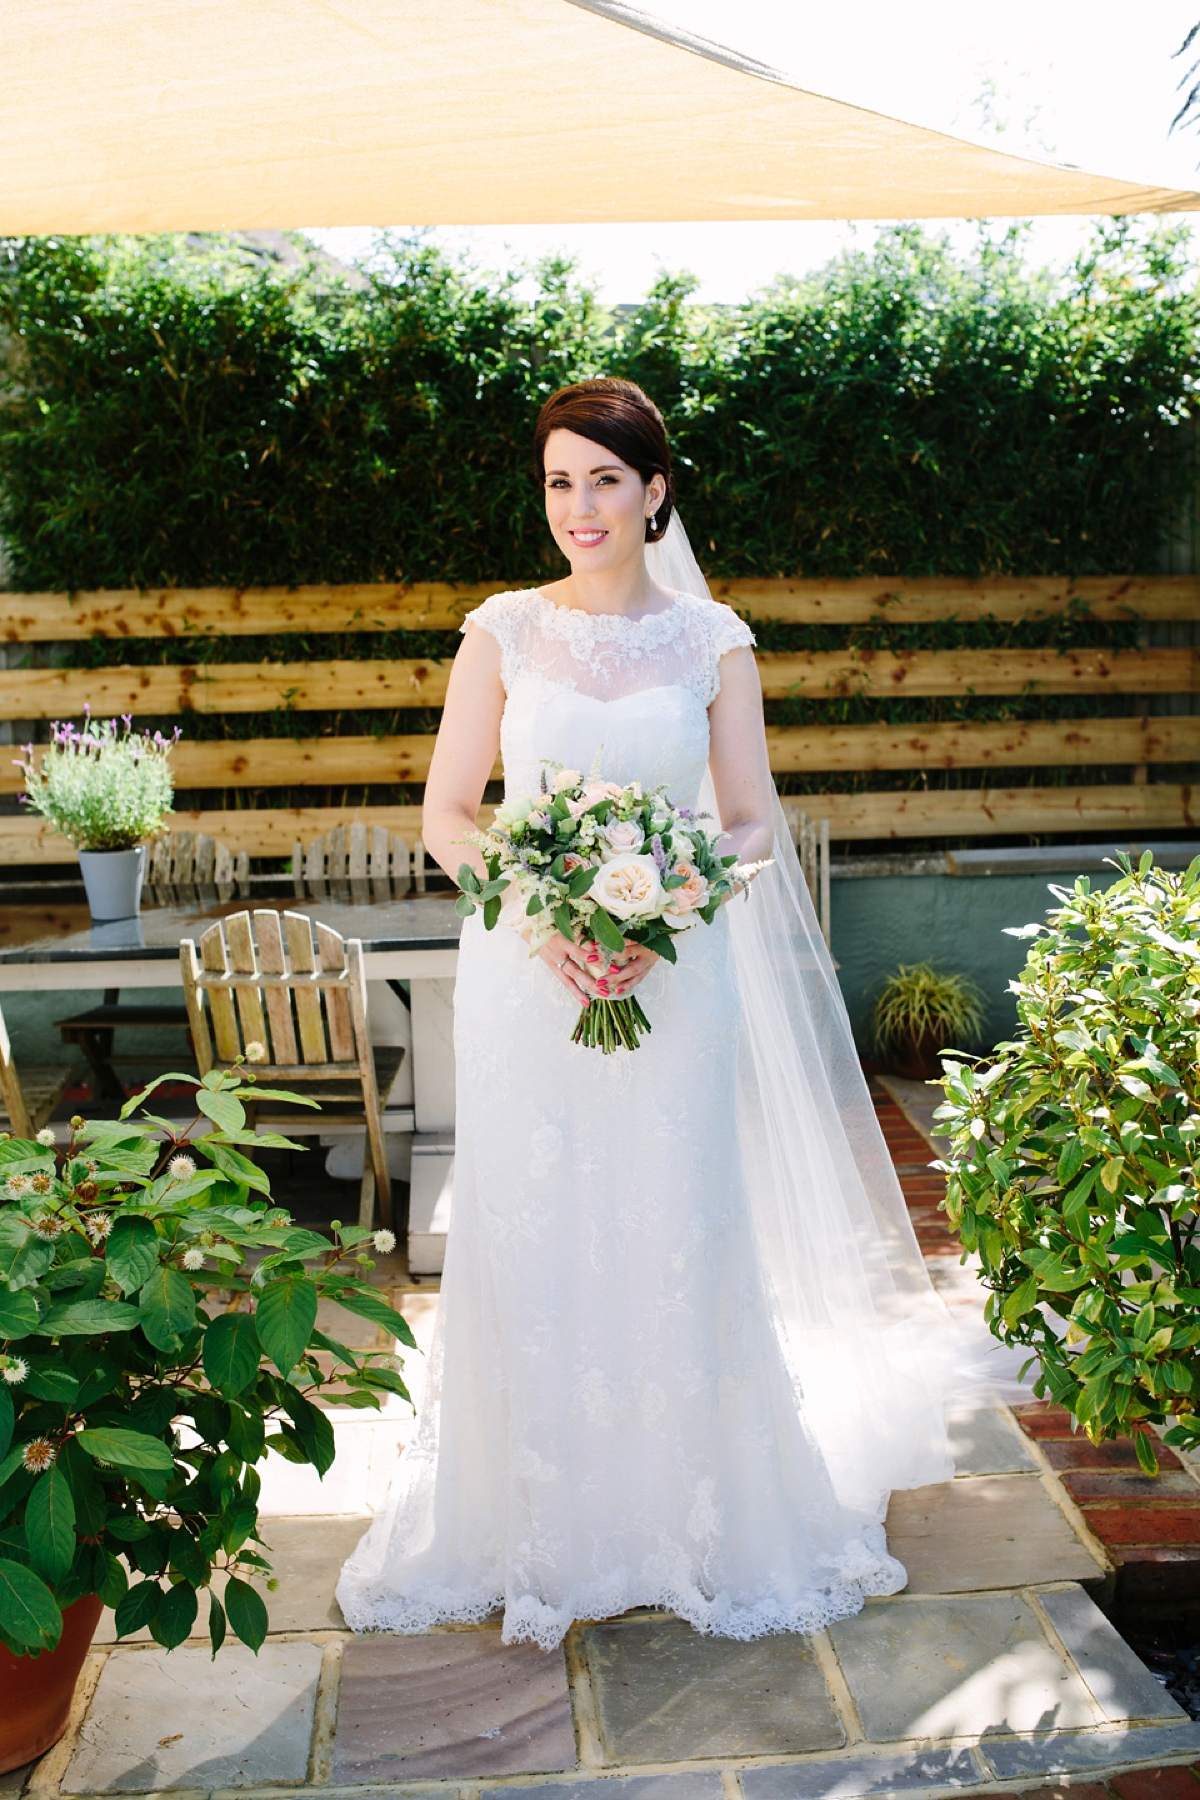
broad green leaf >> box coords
[199,1139,271,1195]
[333,1287,418,1349]
[25,1465,76,1584]
[76,1427,175,1475]
[23,1365,80,1405]
[0,1290,40,1339]
[254,1277,318,1377]
[138,1265,196,1350]
[0,1214,54,1291]
[95,1547,129,1609]
[1135,1430,1160,1476]
[151,1581,198,1649]
[39,1298,144,1337]
[1002,1274,1039,1330]
[0,1556,61,1650]
[113,1579,162,1638]
[202,1312,261,1397]
[224,1575,268,1652]
[265,1428,309,1464]
[196,1088,246,1133]
[227,1404,266,1464]
[106,1215,161,1295]
[208,1592,227,1658]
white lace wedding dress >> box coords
[337,586,950,1651]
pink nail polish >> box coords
[596,980,609,995]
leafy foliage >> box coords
[17,714,176,850]
[0,223,1194,591]
[0,1069,414,1657]
[937,856,1200,1471]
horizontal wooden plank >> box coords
[0,659,454,721]
[2,646,1196,723]
[781,784,1198,840]
[6,715,1196,798]
[764,715,1200,773]
[0,734,451,795]
[2,806,429,864]
[5,786,1197,862]
[2,575,1199,641]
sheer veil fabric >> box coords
[648,515,957,1515]
[336,515,961,1649]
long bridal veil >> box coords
[648,514,959,1514]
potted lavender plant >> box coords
[17,714,178,921]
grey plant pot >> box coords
[78,846,145,922]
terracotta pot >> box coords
[891,1027,951,1082]
[0,1593,103,1774]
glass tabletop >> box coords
[0,879,464,965]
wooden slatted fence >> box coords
[2,576,1198,861]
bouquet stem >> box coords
[571,994,652,1054]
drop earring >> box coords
[649,512,657,534]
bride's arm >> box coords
[422,626,505,882]
[708,646,777,869]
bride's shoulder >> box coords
[459,587,541,641]
[675,591,756,653]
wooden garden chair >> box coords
[0,1000,76,1138]
[292,822,431,901]
[180,909,402,1229]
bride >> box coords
[337,377,957,1651]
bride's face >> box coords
[542,428,663,572]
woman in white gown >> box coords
[337,378,957,1651]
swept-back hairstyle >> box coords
[533,378,674,543]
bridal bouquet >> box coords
[455,764,756,1053]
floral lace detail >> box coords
[462,587,755,708]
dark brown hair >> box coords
[533,378,674,543]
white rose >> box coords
[599,818,645,862]
[553,768,582,791]
[495,796,533,830]
[591,854,663,921]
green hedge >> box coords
[0,222,1195,590]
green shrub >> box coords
[937,855,1200,1472]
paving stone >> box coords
[945,1403,1038,1476]
[94,1515,369,1643]
[1060,1471,1200,1503]
[884,1476,1101,1594]
[62,1641,322,1792]
[1042,1439,1183,1474]
[982,1722,1200,1778]
[1083,1507,1200,1546]
[0,1763,33,1792]
[481,1778,724,1800]
[331,1632,575,1781]
[1037,1587,1185,1722]
[1112,1770,1200,1800]
[829,1593,1096,1741]
[739,1745,980,1798]
[583,1616,844,1762]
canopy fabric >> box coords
[2,0,1196,231]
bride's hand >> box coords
[537,934,658,1006]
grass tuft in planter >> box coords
[936,854,1200,1475]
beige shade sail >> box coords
[1,0,1197,232]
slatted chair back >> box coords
[291,822,427,900]
[149,830,249,904]
[180,909,392,1224]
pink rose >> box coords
[567,780,626,817]
[663,862,708,929]
[599,817,645,861]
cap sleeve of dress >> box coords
[459,590,532,692]
[710,601,756,659]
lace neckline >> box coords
[526,586,688,646]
